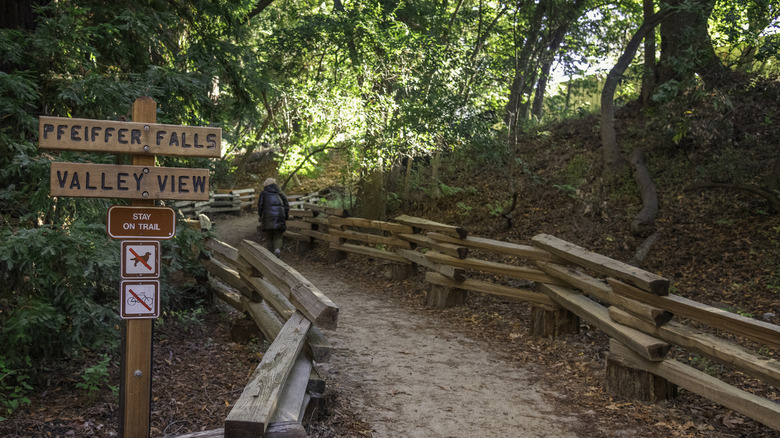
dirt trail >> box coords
[212,214,623,437]
[301,266,581,437]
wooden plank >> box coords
[50,162,210,201]
[396,248,466,281]
[244,297,285,342]
[201,258,251,297]
[426,272,556,306]
[424,251,566,285]
[208,276,243,310]
[303,216,330,227]
[531,234,669,295]
[286,220,311,230]
[242,292,331,363]
[608,278,780,351]
[289,209,315,218]
[225,312,311,438]
[169,429,225,438]
[394,214,468,238]
[282,230,310,242]
[329,216,413,234]
[427,232,565,263]
[39,115,221,158]
[329,242,411,264]
[296,229,335,243]
[330,228,412,249]
[538,262,673,326]
[268,353,312,423]
[242,276,295,320]
[301,202,347,217]
[397,233,468,259]
[264,422,307,438]
[609,307,780,388]
[609,338,780,431]
[538,283,670,361]
[239,240,339,330]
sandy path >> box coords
[212,215,583,437]
[299,266,581,438]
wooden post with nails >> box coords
[119,96,157,438]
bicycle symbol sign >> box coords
[120,280,159,319]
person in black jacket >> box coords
[257,177,289,257]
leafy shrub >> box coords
[0,355,32,421]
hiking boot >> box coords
[274,248,281,258]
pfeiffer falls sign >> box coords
[39,116,221,158]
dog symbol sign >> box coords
[120,280,160,319]
[121,241,160,278]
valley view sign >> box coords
[40,116,221,201]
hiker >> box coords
[257,177,289,257]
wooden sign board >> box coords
[39,116,222,158]
[51,162,209,201]
[108,206,176,240]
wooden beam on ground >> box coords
[608,278,780,351]
[538,283,670,361]
[397,233,469,259]
[538,262,673,326]
[394,214,468,239]
[239,240,339,330]
[426,272,556,306]
[225,312,312,438]
[329,216,413,234]
[424,251,566,285]
[609,338,780,431]
[329,242,411,264]
[397,249,466,281]
[427,232,566,263]
[609,307,780,388]
[532,234,669,295]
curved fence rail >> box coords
[189,196,780,436]
[281,203,780,432]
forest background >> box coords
[1,0,779,430]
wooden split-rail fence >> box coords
[189,200,779,436]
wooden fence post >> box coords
[529,305,580,339]
[119,96,156,438]
[426,284,466,309]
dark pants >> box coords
[264,229,284,252]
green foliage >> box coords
[76,354,116,403]
[0,356,32,421]
[486,199,511,218]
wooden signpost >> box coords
[39,97,221,438]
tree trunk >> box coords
[601,9,672,176]
[641,0,657,105]
[629,148,659,236]
[658,0,726,86]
